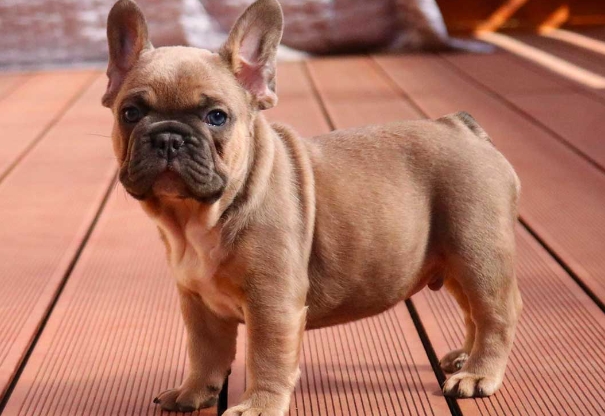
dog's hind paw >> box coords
[222,403,284,416]
[439,349,469,373]
[442,372,501,398]
[153,386,218,413]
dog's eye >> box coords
[121,106,143,124]
[205,110,227,127]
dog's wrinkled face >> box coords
[103,0,283,203]
[113,49,246,202]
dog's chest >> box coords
[163,220,242,320]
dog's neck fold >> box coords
[218,114,276,246]
[142,114,277,256]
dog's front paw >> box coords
[222,401,284,416]
[439,349,469,373]
[223,394,288,416]
[153,385,219,413]
[442,372,501,398]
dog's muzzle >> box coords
[119,121,226,202]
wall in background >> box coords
[1,0,604,68]
[0,0,223,68]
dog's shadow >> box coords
[13,367,215,416]
[295,361,443,400]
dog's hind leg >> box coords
[439,277,475,373]
[442,228,522,398]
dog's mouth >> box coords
[120,162,226,203]
[151,169,191,199]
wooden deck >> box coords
[1,32,605,416]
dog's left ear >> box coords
[220,0,284,110]
[102,0,153,108]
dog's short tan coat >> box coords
[103,1,522,414]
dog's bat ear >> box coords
[102,0,153,108]
[220,0,284,110]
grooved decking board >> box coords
[2,191,215,416]
[437,51,576,95]
[0,71,96,179]
[414,227,605,415]
[0,74,116,402]
[375,54,605,305]
[498,31,605,102]
[440,52,605,171]
[230,308,452,416]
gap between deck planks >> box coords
[0,72,117,406]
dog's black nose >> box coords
[151,132,184,160]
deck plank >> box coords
[0,71,96,181]
[372,54,605,414]
[376,54,605,306]
[439,52,571,95]
[0,74,116,402]
[501,33,605,103]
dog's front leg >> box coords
[154,286,238,412]
[224,298,307,416]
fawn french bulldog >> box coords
[102,0,522,414]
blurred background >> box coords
[1,0,604,69]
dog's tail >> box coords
[437,111,493,144]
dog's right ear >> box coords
[102,0,153,108]
[219,0,284,110]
